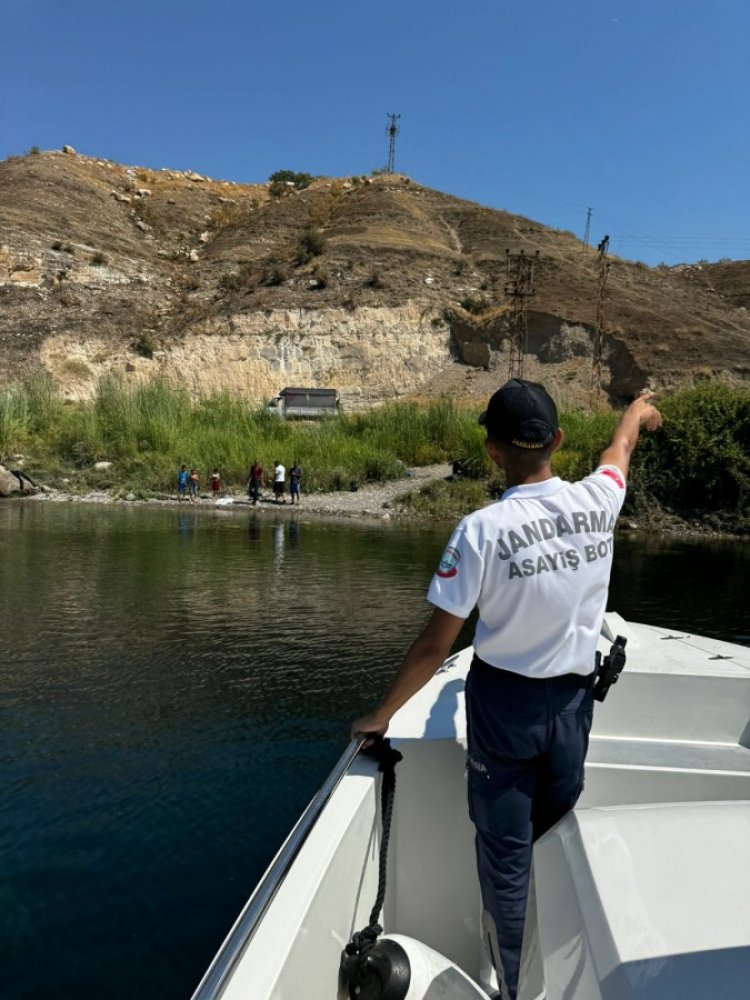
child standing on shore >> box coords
[177,465,189,501]
[188,468,200,501]
[210,468,221,498]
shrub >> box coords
[629,384,750,523]
[219,272,242,292]
[134,333,156,358]
[62,359,94,379]
[460,295,490,315]
[260,261,287,286]
[210,204,243,229]
[296,228,326,264]
[310,264,328,289]
[268,170,314,198]
[268,169,314,188]
[134,201,155,226]
[91,251,108,266]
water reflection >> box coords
[289,518,300,548]
[177,509,199,543]
[610,536,750,646]
[274,521,285,570]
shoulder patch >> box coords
[436,545,461,579]
[599,467,625,489]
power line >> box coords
[481,180,747,263]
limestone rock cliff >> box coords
[2,148,749,407]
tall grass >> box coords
[0,386,29,459]
[2,376,749,531]
[1,378,486,494]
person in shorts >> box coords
[273,461,286,503]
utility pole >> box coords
[590,235,611,410]
[505,250,539,380]
[385,113,400,173]
[582,207,593,252]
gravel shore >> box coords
[30,463,454,520]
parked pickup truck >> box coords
[267,387,340,418]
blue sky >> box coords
[2,0,748,266]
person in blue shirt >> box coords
[177,464,189,501]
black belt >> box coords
[471,654,594,688]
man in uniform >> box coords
[351,379,662,1000]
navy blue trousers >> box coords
[465,657,594,1000]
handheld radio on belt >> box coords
[593,635,627,702]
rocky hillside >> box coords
[1,147,749,409]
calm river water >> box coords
[1,502,748,999]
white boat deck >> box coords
[388,614,750,746]
[536,801,750,999]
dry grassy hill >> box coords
[1,147,748,408]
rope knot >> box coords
[361,735,403,772]
[345,922,383,958]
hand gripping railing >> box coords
[190,737,365,1000]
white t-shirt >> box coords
[274,464,286,483]
[427,466,627,678]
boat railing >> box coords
[190,737,365,1000]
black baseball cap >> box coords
[479,378,558,449]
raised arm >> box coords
[350,607,466,740]
[599,391,662,479]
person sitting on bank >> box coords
[351,380,662,1000]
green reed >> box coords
[2,376,748,531]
